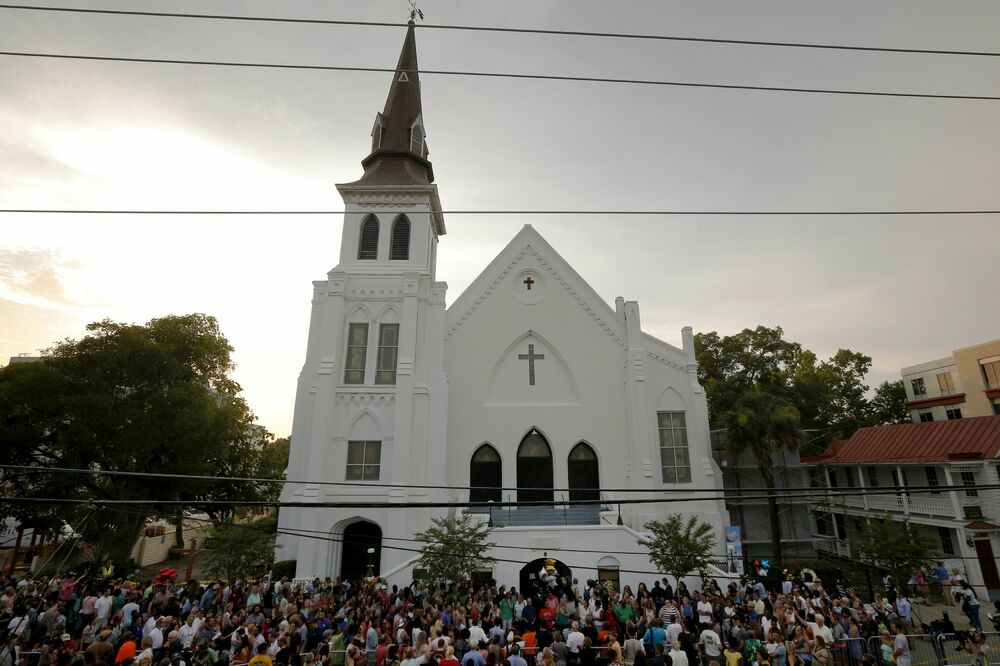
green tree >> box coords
[201,516,278,582]
[0,314,264,566]
[856,516,936,587]
[721,389,803,565]
[414,514,496,584]
[866,380,909,426]
[695,326,873,442]
[638,514,717,587]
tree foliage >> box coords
[201,516,278,582]
[695,326,875,442]
[639,514,717,587]
[413,514,496,584]
[856,516,937,585]
[867,380,910,427]
[0,314,274,566]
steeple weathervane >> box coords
[408,1,424,22]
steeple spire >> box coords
[352,20,434,186]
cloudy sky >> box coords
[2,0,999,436]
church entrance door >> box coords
[340,520,381,583]
[567,442,600,501]
[517,429,553,504]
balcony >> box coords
[834,493,958,518]
[467,503,602,527]
[814,536,852,558]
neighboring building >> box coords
[902,339,1000,423]
[803,416,1000,600]
[277,22,732,590]
[6,354,40,365]
[712,431,816,561]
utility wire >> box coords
[2,209,1000,217]
[3,483,999,509]
[3,5,999,59]
[2,463,991,498]
[1,52,998,102]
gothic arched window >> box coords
[517,429,553,504]
[358,216,379,260]
[470,444,502,504]
[568,442,600,501]
[390,216,410,261]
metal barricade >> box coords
[865,632,1000,666]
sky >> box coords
[1,0,999,437]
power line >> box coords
[3,483,999,509]
[3,463,991,498]
[2,52,998,102]
[2,209,1000,217]
[3,4,999,59]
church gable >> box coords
[484,330,582,407]
[445,225,626,347]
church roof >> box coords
[348,21,435,186]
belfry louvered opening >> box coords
[390,216,411,260]
[358,215,379,260]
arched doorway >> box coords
[340,521,381,582]
[517,429,553,503]
[470,444,502,503]
[568,442,600,501]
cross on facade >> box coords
[518,343,545,386]
[523,276,535,290]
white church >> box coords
[277,22,732,591]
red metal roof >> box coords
[807,415,1000,464]
[965,521,1000,531]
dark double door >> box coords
[518,430,554,503]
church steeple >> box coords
[352,20,434,186]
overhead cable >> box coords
[2,5,998,59]
[1,52,998,102]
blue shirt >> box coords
[462,652,485,666]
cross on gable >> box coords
[523,276,535,290]
[517,343,545,386]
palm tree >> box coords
[722,389,803,565]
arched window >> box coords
[390,216,410,260]
[470,444,502,504]
[358,216,379,260]
[517,429,553,504]
[568,442,599,501]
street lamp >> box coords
[366,547,376,578]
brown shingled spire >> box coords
[353,20,434,186]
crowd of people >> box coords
[0,566,996,666]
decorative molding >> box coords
[446,245,627,349]
[340,192,428,206]
[347,288,401,299]
[335,391,396,405]
[645,350,688,372]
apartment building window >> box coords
[344,323,369,384]
[918,410,934,423]
[925,467,941,495]
[828,468,839,488]
[866,466,878,488]
[834,514,846,540]
[981,359,1000,389]
[346,440,381,480]
[960,470,978,497]
[937,372,956,395]
[945,406,963,420]
[374,323,400,385]
[938,527,955,555]
[911,377,927,396]
[993,398,1000,416]
[845,468,855,488]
